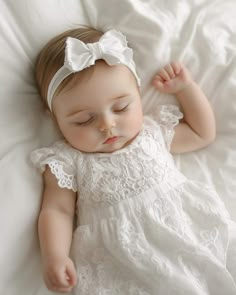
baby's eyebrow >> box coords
[66,108,89,118]
[114,94,129,100]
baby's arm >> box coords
[153,62,216,153]
[39,166,77,293]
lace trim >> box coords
[158,105,183,127]
[48,160,77,192]
[151,105,183,151]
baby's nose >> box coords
[99,116,116,132]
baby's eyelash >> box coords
[74,104,129,126]
[76,117,94,126]
[114,104,129,113]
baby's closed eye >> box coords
[113,104,129,113]
[75,116,95,126]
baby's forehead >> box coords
[53,63,137,113]
[92,60,135,79]
[63,60,134,90]
[65,61,136,95]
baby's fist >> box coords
[43,256,77,293]
[152,62,193,94]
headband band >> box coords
[47,29,140,111]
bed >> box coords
[1,0,236,294]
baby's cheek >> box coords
[73,128,97,145]
[71,129,88,143]
[129,109,143,131]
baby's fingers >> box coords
[44,276,71,293]
[170,61,182,75]
[48,268,71,288]
[45,272,73,293]
[152,78,167,91]
[157,68,171,81]
[163,64,175,79]
[153,62,178,83]
[66,261,78,287]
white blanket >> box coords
[1,0,236,294]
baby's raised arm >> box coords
[153,62,216,153]
[39,167,77,293]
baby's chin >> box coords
[68,142,122,154]
[90,140,129,154]
[95,142,126,154]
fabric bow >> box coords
[47,29,140,112]
[64,30,134,72]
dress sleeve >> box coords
[30,141,77,192]
[154,105,183,151]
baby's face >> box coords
[52,61,143,153]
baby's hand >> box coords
[43,255,77,293]
[152,62,193,94]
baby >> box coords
[31,27,236,294]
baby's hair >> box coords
[35,26,103,108]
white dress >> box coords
[31,105,236,295]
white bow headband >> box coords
[47,29,140,111]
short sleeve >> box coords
[30,141,78,192]
[152,105,183,151]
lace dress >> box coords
[31,105,236,295]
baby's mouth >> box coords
[103,136,119,144]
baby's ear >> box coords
[45,108,57,123]
[50,112,58,122]
[45,108,51,115]
[46,109,55,121]
[42,102,51,114]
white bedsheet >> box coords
[0,0,236,294]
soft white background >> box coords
[0,0,236,294]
